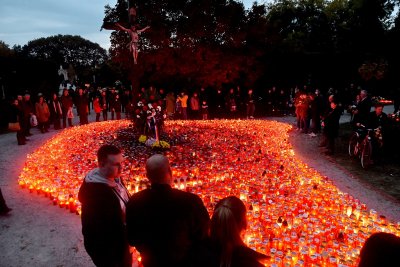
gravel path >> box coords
[1,112,399,266]
[0,116,93,267]
[273,112,400,223]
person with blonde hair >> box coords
[192,196,267,267]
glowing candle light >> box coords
[16,120,400,267]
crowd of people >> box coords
[1,85,279,145]
[292,86,397,156]
[1,84,400,265]
[2,84,398,160]
[136,86,259,120]
[78,144,400,267]
[2,86,130,145]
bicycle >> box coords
[348,125,382,169]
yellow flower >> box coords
[151,140,170,149]
[139,135,147,143]
[160,141,170,149]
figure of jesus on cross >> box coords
[115,22,150,64]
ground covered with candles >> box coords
[16,120,400,266]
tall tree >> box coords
[21,35,108,68]
[0,41,14,57]
[21,35,109,86]
[104,0,258,89]
[348,0,395,54]
[103,0,400,92]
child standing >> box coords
[201,100,209,120]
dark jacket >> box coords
[100,95,108,110]
[126,183,210,267]
[78,181,131,267]
[246,93,256,105]
[323,107,341,137]
[48,99,63,121]
[60,95,73,111]
[214,92,225,109]
[367,111,388,142]
[8,104,24,123]
[21,99,35,117]
[110,98,122,113]
[191,240,267,267]
[75,94,89,116]
[312,95,324,118]
[225,93,237,112]
[354,97,372,125]
[367,111,388,130]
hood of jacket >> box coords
[84,168,118,188]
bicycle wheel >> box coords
[348,133,358,157]
[361,140,373,169]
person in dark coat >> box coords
[108,88,118,118]
[309,92,324,136]
[321,100,341,155]
[191,196,267,267]
[120,90,131,116]
[9,98,26,145]
[366,103,388,130]
[246,89,256,119]
[110,94,122,120]
[213,89,226,119]
[0,187,12,215]
[352,90,371,128]
[265,86,278,116]
[277,89,288,116]
[100,90,108,121]
[75,88,89,125]
[225,88,238,119]
[60,89,74,128]
[78,145,131,267]
[190,92,201,119]
[366,103,388,161]
[21,92,35,136]
[48,93,63,130]
[126,154,210,267]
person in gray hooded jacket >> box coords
[78,145,131,267]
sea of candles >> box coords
[18,119,400,267]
